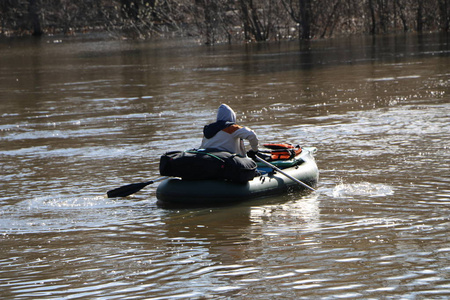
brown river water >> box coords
[1,33,449,299]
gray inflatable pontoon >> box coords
[156,147,319,206]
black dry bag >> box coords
[159,150,257,183]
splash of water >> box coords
[0,195,144,234]
[331,182,394,198]
[26,195,117,210]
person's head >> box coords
[216,104,236,123]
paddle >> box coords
[255,156,316,192]
[106,176,168,198]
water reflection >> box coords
[151,194,322,296]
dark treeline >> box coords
[1,0,449,43]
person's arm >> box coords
[233,127,259,152]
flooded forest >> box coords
[1,0,450,43]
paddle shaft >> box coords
[255,156,316,191]
[107,176,168,198]
[140,176,168,186]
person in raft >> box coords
[200,104,259,158]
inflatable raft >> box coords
[156,147,319,206]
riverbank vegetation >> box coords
[1,0,449,43]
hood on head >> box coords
[216,104,236,123]
[203,104,236,139]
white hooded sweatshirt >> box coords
[200,104,259,157]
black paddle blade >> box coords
[107,181,151,198]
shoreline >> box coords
[1,28,448,47]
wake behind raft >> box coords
[155,144,319,206]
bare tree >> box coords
[438,0,450,31]
[282,0,313,39]
[28,0,42,35]
[318,0,341,38]
[416,0,424,32]
[238,0,275,41]
[190,0,230,44]
[395,0,410,31]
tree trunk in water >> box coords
[417,0,423,32]
[438,0,450,31]
[396,0,409,31]
[368,0,377,34]
[299,0,312,39]
[29,0,42,36]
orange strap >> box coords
[222,124,242,134]
[271,148,302,160]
